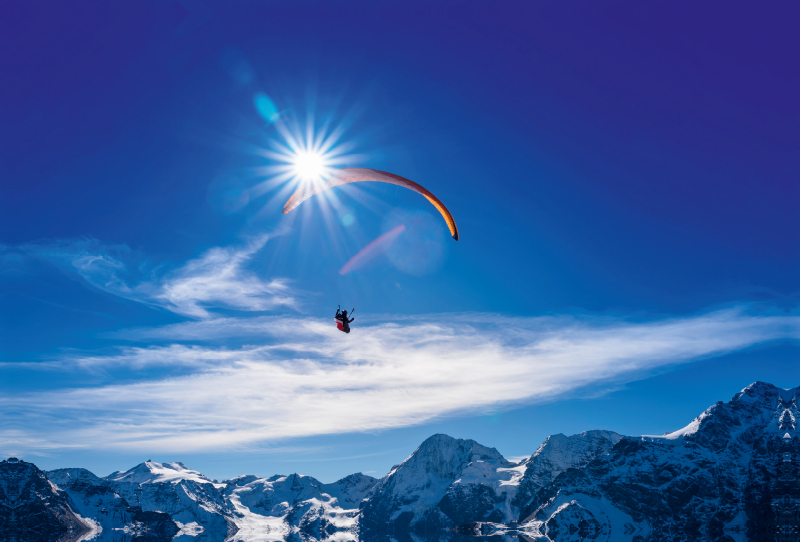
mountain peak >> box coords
[736,381,798,401]
[361,433,512,532]
[106,460,216,485]
[413,433,505,464]
[650,380,799,446]
[385,433,507,482]
[46,467,103,487]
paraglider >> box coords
[335,306,354,333]
[282,168,459,241]
[283,168,456,333]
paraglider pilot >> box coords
[335,306,354,333]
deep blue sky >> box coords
[1,0,798,481]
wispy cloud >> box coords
[1,308,796,453]
[21,236,294,318]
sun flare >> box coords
[256,112,359,193]
[292,151,327,181]
[251,108,368,225]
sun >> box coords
[251,109,363,213]
[255,112,361,194]
[292,151,327,181]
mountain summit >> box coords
[105,460,218,486]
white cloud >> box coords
[24,236,294,318]
[147,237,294,317]
[1,308,796,453]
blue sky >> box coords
[1,0,798,481]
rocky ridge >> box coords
[470,381,800,542]
[0,458,93,542]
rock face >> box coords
[0,458,90,542]
[512,430,624,521]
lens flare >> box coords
[339,224,406,275]
[254,93,280,123]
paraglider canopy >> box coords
[282,168,459,241]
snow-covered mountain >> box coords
[359,431,623,536]
[47,466,179,541]
[363,382,800,541]
[39,461,378,542]
[102,461,236,540]
[4,380,799,541]
[468,381,800,542]
[222,472,377,541]
[360,433,519,534]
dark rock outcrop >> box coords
[0,458,89,542]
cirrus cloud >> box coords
[1,307,796,454]
[18,235,295,318]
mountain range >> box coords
[1,381,797,542]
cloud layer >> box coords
[2,308,796,454]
